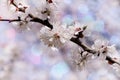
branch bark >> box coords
[28,14,53,29]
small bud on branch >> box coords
[46,0,53,3]
[74,26,87,39]
[9,0,27,13]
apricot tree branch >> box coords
[70,37,120,66]
[0,14,53,29]
[69,26,120,65]
[28,14,53,29]
[70,37,96,54]
[0,0,119,66]
[106,56,120,65]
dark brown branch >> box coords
[10,0,18,8]
[28,14,53,29]
[106,56,120,65]
[0,14,53,29]
[0,1,119,66]
[70,37,96,54]
[70,37,120,66]
[30,19,53,29]
[70,27,120,65]
[0,16,21,22]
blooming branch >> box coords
[70,29,120,66]
[0,14,53,29]
[0,0,119,73]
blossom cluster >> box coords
[0,0,120,80]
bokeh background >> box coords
[0,0,120,80]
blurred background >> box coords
[0,0,120,80]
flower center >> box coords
[53,33,60,39]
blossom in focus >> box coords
[39,22,73,48]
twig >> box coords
[9,0,27,13]
[0,16,21,22]
[106,56,120,65]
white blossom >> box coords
[0,0,120,80]
[92,39,120,62]
[69,47,92,70]
[92,39,109,51]
[107,45,120,62]
[39,22,74,48]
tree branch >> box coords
[70,37,120,66]
[0,14,53,29]
[0,1,119,66]
[0,16,21,22]
[70,37,96,54]
[106,56,120,65]
[28,14,53,29]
